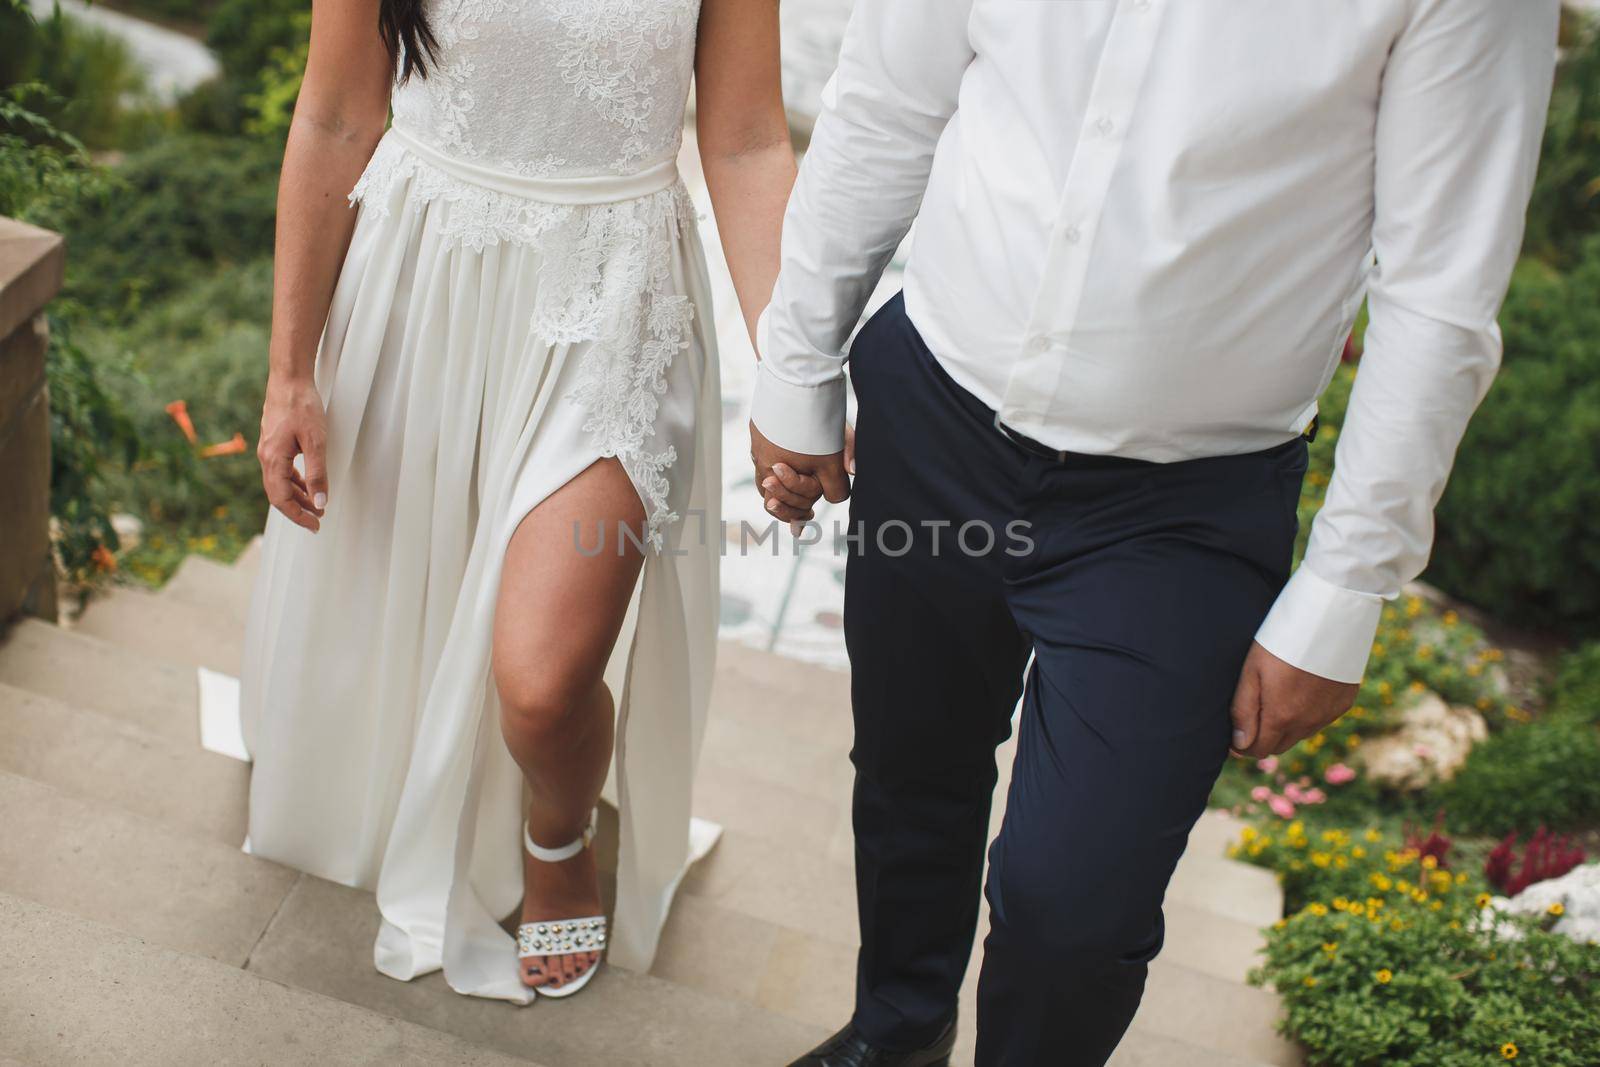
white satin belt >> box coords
[386,123,680,205]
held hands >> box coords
[1230,641,1360,758]
[750,420,854,527]
[258,376,329,533]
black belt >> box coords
[994,414,1319,464]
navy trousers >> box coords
[842,296,1306,1066]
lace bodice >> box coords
[391,0,701,178]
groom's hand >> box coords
[1229,642,1360,758]
[750,420,851,525]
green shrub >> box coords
[1525,13,1600,268]
[80,257,272,541]
[1440,714,1600,836]
[1426,244,1600,638]
[47,132,281,313]
[1256,890,1600,1067]
[192,0,306,134]
[1552,642,1600,722]
[0,6,164,151]
[47,318,141,595]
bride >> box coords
[239,0,792,1002]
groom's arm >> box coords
[1233,0,1559,756]
[750,0,975,514]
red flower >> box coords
[1404,814,1453,869]
[1485,827,1587,897]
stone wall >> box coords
[0,217,64,626]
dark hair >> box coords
[378,0,439,82]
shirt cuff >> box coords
[1254,564,1386,685]
[749,360,848,457]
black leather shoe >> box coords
[785,1015,957,1067]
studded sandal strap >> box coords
[523,810,596,864]
[517,916,608,958]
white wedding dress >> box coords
[239,0,720,1003]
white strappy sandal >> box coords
[517,811,607,999]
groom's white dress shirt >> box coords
[753,0,1559,684]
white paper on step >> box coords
[197,666,250,762]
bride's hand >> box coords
[258,375,329,533]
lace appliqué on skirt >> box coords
[350,136,698,548]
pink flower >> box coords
[1251,786,1273,802]
[1267,794,1297,819]
[1324,763,1357,785]
[1284,783,1308,804]
[1302,788,1327,805]
[1257,756,1279,774]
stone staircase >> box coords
[0,544,1299,1066]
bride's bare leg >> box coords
[492,457,646,991]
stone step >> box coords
[1168,852,1283,930]
[162,551,254,627]
[1109,1029,1278,1067]
[242,874,829,1067]
[0,618,198,746]
[1157,899,1266,984]
[1191,808,1249,860]
[0,891,541,1067]
[72,583,242,675]
[1133,959,1298,1066]
[0,681,247,847]
[0,770,297,967]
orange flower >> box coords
[90,543,117,573]
[200,432,248,458]
[165,400,198,444]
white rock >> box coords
[1495,862,1600,945]
[1356,692,1488,791]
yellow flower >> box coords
[1477,696,1493,711]
[1346,735,1362,749]
[1371,873,1393,891]
[1364,828,1383,843]
[1456,871,1470,885]
[1476,893,1493,909]
[1422,855,1438,870]
[1406,596,1422,618]
[1308,902,1329,917]
[1240,827,1259,843]
[1550,903,1566,917]
[1467,663,1483,678]
[1312,852,1331,868]
[1375,968,1393,984]
[1303,976,1318,988]
[1332,897,1350,911]
[1322,942,1338,955]
[1372,642,1386,657]
[1443,610,1459,626]
[1501,1042,1518,1060]
[1273,919,1288,930]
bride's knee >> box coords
[496,670,603,750]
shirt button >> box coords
[1064,224,1082,244]
[1094,116,1116,137]
[1133,0,1152,10]
[1028,337,1050,354]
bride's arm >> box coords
[693,0,796,348]
[259,0,392,532]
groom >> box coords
[749,2,1559,1065]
